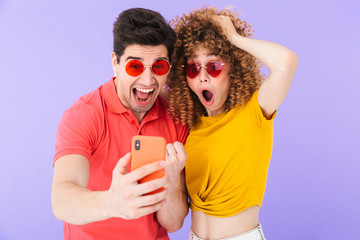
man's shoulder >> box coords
[65,84,105,119]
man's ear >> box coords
[112,52,119,75]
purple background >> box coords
[0,0,359,239]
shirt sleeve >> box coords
[53,101,103,166]
[244,90,276,126]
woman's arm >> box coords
[215,16,298,118]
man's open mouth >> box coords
[133,88,155,103]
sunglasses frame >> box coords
[182,61,225,79]
[116,53,171,77]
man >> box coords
[51,8,189,239]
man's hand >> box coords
[106,153,169,219]
[156,142,188,232]
[165,142,187,191]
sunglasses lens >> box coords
[185,63,200,78]
[206,62,223,78]
[152,59,170,76]
[125,60,144,77]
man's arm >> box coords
[156,142,189,233]
[51,153,168,225]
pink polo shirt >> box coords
[54,78,188,240]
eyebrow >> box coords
[191,53,218,58]
[189,55,219,62]
[125,56,142,62]
[124,56,169,62]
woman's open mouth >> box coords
[202,90,214,103]
[200,89,215,106]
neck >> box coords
[206,108,225,117]
[133,112,146,124]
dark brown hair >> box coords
[113,8,176,62]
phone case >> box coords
[130,135,166,194]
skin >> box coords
[186,48,231,117]
[112,44,168,123]
[52,44,188,233]
[188,16,298,239]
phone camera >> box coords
[135,140,140,150]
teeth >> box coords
[136,88,154,93]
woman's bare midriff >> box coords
[191,205,260,240]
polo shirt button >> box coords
[131,120,136,125]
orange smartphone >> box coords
[130,135,166,194]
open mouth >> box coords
[202,90,214,103]
[133,88,155,103]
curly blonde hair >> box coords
[165,7,263,128]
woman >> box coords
[165,7,298,240]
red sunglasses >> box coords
[124,59,171,77]
[183,61,225,79]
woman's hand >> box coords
[213,15,241,43]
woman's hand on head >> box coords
[213,15,239,42]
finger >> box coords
[173,142,187,170]
[166,143,177,159]
[131,200,166,219]
[135,188,167,207]
[212,15,222,24]
[129,161,165,182]
[213,16,235,36]
[173,142,187,160]
[113,153,131,175]
[135,176,168,196]
[213,15,227,26]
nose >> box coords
[199,65,209,83]
[139,66,155,86]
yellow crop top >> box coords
[185,91,276,217]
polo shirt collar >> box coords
[102,77,127,114]
[102,77,161,118]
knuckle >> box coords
[166,143,175,152]
[165,144,171,151]
[174,141,183,150]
